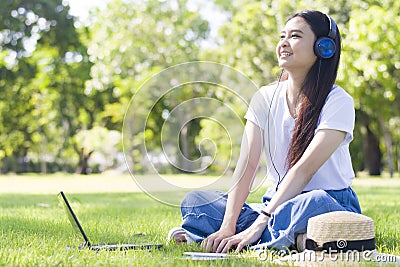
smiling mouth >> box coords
[280,52,292,57]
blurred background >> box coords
[0,0,399,177]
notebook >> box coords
[184,252,233,260]
[58,191,163,251]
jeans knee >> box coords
[284,190,337,213]
[303,190,346,212]
[181,190,224,209]
[310,189,330,201]
[181,190,202,208]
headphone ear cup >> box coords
[314,37,336,59]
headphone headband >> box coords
[326,14,337,40]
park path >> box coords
[0,172,399,194]
[0,172,246,194]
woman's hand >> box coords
[202,215,269,253]
[200,227,235,253]
[215,218,267,253]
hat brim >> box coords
[272,249,400,266]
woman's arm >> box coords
[201,120,264,252]
[263,129,346,214]
[216,128,346,253]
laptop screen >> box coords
[58,191,91,246]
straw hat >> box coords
[273,211,400,266]
[305,211,375,252]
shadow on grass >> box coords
[0,185,399,265]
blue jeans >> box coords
[180,187,361,250]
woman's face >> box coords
[276,16,317,73]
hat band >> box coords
[305,238,376,252]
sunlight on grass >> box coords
[0,174,399,266]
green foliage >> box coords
[341,3,400,114]
[339,0,400,173]
[0,0,93,173]
[0,0,78,55]
[87,0,210,173]
[0,0,399,174]
[74,126,122,171]
[215,1,280,85]
[87,0,209,122]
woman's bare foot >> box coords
[173,232,187,243]
[168,227,191,244]
[296,233,307,252]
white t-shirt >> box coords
[244,80,355,191]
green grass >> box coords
[354,186,400,255]
[0,176,399,266]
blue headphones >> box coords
[314,14,337,59]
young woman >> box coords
[169,10,361,253]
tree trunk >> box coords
[40,133,47,174]
[176,109,192,173]
[379,118,393,177]
[126,117,136,174]
[359,112,382,176]
[180,122,190,172]
[398,150,400,174]
[75,148,93,175]
[396,142,400,174]
[364,127,382,175]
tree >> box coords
[87,0,209,173]
[74,127,121,174]
[0,0,84,173]
[340,1,400,175]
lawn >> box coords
[0,174,399,266]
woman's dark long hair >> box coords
[285,10,342,168]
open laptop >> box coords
[58,191,163,251]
